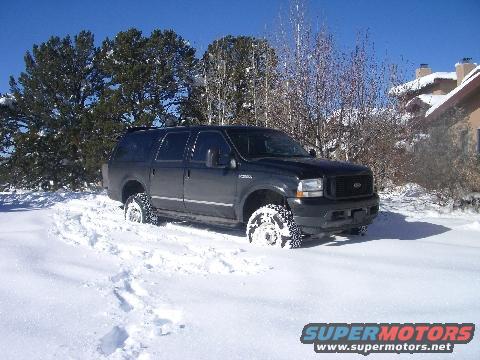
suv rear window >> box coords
[156,132,190,161]
[114,132,156,162]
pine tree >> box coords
[0,94,18,187]
[97,28,198,127]
[5,28,199,189]
[8,31,103,189]
[0,94,17,157]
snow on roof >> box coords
[455,61,478,67]
[418,94,447,106]
[425,68,480,118]
[389,72,457,96]
[0,94,15,109]
[461,64,480,84]
[409,94,447,107]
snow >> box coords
[0,187,479,359]
[426,68,480,117]
[328,107,397,125]
[412,93,446,107]
[461,64,480,83]
[389,72,456,96]
[0,93,15,109]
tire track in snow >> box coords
[49,193,270,358]
[98,268,185,359]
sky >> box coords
[1,0,479,94]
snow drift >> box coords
[0,187,479,359]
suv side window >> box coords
[156,131,190,162]
[192,131,231,165]
[114,132,155,162]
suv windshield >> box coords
[227,129,309,159]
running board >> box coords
[154,208,242,228]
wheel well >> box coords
[242,189,287,223]
[122,180,145,203]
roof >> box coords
[405,94,447,111]
[126,124,273,133]
[425,66,480,120]
[389,72,457,96]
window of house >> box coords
[477,128,480,154]
[156,132,190,161]
[191,131,231,165]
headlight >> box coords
[297,178,324,197]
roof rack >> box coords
[125,126,158,133]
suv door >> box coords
[149,131,190,212]
[184,130,237,218]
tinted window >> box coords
[114,132,156,162]
[192,131,231,165]
[156,132,190,161]
[227,129,309,159]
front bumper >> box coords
[287,194,380,235]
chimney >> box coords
[416,63,432,79]
[456,57,475,85]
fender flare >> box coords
[120,177,148,202]
[237,183,291,223]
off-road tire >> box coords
[246,204,302,249]
[124,193,158,225]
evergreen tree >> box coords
[97,28,198,127]
[0,94,19,187]
[0,94,18,158]
[8,31,103,189]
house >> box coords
[391,59,480,154]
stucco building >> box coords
[391,58,480,154]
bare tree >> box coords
[268,0,408,185]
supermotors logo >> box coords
[300,323,475,355]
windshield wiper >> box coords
[249,154,308,159]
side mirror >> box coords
[206,147,219,168]
[229,156,237,169]
[309,149,317,158]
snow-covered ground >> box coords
[0,186,479,359]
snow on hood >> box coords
[389,72,457,96]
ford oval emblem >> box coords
[353,182,362,189]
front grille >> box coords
[328,174,373,199]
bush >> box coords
[410,108,480,201]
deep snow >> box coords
[0,186,479,359]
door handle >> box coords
[152,168,156,176]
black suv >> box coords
[103,125,379,248]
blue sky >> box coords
[1,0,479,93]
